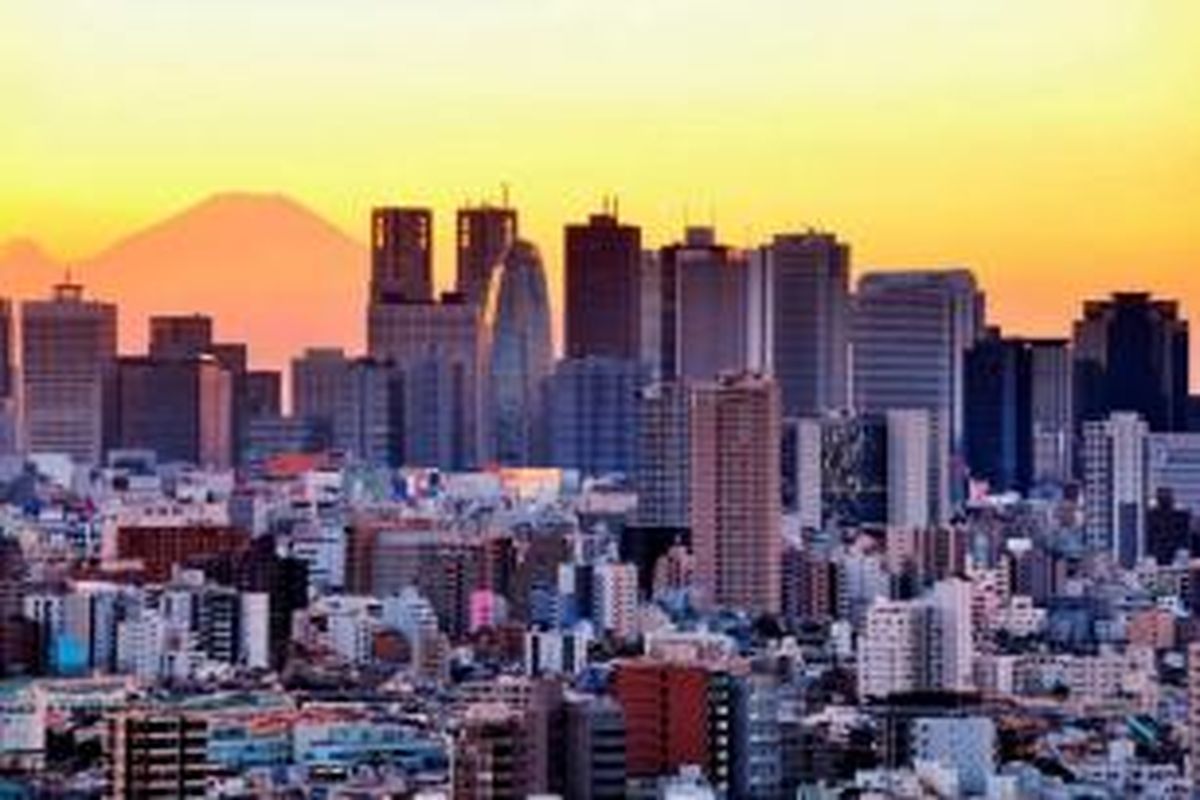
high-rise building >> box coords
[292,348,403,466]
[0,299,15,456]
[634,381,691,529]
[112,355,234,468]
[371,206,433,304]
[564,694,627,800]
[613,660,709,780]
[1073,292,1189,433]
[965,331,1034,493]
[243,370,282,419]
[110,711,210,798]
[1029,339,1074,485]
[484,240,554,465]
[21,282,117,464]
[1083,411,1149,567]
[886,409,933,530]
[1147,433,1200,516]
[149,314,213,360]
[784,411,896,532]
[457,204,518,305]
[368,294,485,470]
[0,538,30,677]
[659,227,750,381]
[544,357,646,476]
[764,231,850,416]
[565,210,642,361]
[690,373,782,615]
[852,269,985,521]
[0,298,13,402]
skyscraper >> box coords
[1083,411,1149,567]
[149,314,214,360]
[965,331,1034,493]
[457,204,518,305]
[852,269,985,521]
[1073,291,1189,433]
[371,206,433,304]
[1029,339,1074,485]
[565,210,642,361]
[690,373,782,615]
[659,227,750,381]
[368,295,485,470]
[113,355,234,468]
[0,300,14,456]
[291,348,404,466]
[544,357,646,476]
[634,381,691,529]
[766,231,850,416]
[21,282,117,464]
[484,240,554,465]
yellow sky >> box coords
[3,0,1199,339]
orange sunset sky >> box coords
[2,0,1200,371]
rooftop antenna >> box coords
[501,182,511,209]
[613,194,620,220]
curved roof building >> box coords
[484,239,554,465]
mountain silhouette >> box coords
[0,192,368,372]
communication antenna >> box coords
[501,182,511,208]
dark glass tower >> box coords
[1073,292,1189,432]
[484,239,554,465]
[371,207,433,305]
[965,330,1034,493]
[565,210,642,360]
[457,204,517,305]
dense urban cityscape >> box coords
[0,199,1195,799]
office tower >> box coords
[113,355,234,468]
[0,300,14,456]
[457,204,518,305]
[543,357,646,476]
[453,703,531,800]
[785,412,890,532]
[21,282,117,464]
[965,331,1033,493]
[110,711,210,798]
[887,409,932,531]
[371,206,433,304]
[1147,433,1200,515]
[1029,339,1074,485]
[291,349,403,465]
[852,269,985,521]
[690,373,782,615]
[639,250,664,378]
[368,294,484,470]
[565,209,642,360]
[243,369,281,419]
[149,314,213,360]
[635,381,691,528]
[613,660,709,780]
[765,231,850,416]
[1146,488,1192,565]
[1083,412,1149,567]
[484,239,553,465]
[1074,292,1189,432]
[659,227,750,381]
[564,694,627,800]
[731,673,783,800]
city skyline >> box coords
[3,0,1199,370]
